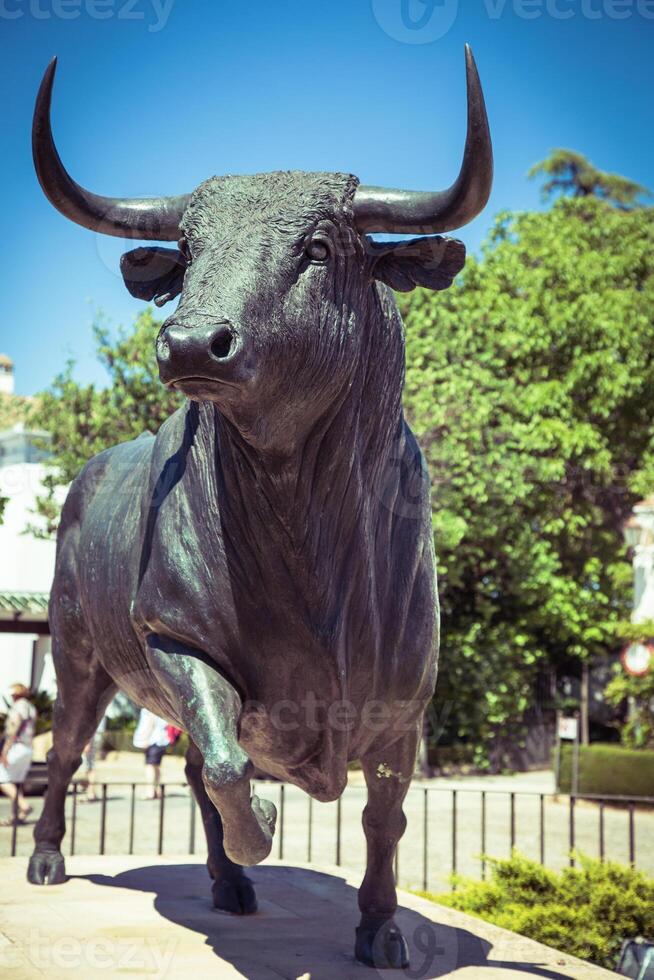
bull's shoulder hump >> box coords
[71,431,156,497]
[57,431,156,534]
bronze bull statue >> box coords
[28,46,492,969]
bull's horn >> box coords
[353,45,493,235]
[33,58,190,241]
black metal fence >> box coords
[5,782,653,891]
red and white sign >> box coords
[621,641,653,677]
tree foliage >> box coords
[0,392,33,430]
[528,148,650,207]
[401,164,654,766]
[31,310,181,534]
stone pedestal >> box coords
[0,856,617,979]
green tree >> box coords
[528,148,649,207]
[0,392,32,430]
[402,158,654,767]
[31,309,181,535]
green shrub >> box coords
[557,743,654,797]
[429,744,476,771]
[418,852,654,971]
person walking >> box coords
[0,683,37,825]
[80,715,107,802]
[132,708,171,800]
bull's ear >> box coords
[120,247,187,307]
[368,235,466,292]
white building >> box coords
[0,354,58,702]
[0,354,14,396]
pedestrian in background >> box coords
[80,715,107,803]
[0,683,37,825]
[133,708,171,800]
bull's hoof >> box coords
[251,794,276,837]
[246,794,276,862]
[27,848,67,886]
[221,795,277,866]
[355,921,410,969]
[212,875,258,914]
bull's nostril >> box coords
[210,325,234,360]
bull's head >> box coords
[33,47,492,451]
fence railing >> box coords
[5,781,653,891]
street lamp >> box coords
[623,497,654,549]
[623,498,654,623]
[623,516,643,550]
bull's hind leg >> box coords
[28,649,116,885]
[185,740,257,914]
[146,635,276,866]
[355,727,420,969]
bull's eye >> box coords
[178,236,192,263]
[305,236,331,263]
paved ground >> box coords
[0,855,618,979]
[2,756,652,893]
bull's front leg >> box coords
[355,726,420,969]
[146,635,276,866]
[185,739,257,914]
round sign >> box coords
[621,642,653,677]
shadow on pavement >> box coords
[77,862,575,979]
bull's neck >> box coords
[210,386,403,540]
[185,347,406,624]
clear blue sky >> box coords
[1,0,652,396]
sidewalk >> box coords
[75,750,557,792]
[0,855,617,979]
[73,749,187,785]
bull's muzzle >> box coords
[156,318,244,389]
